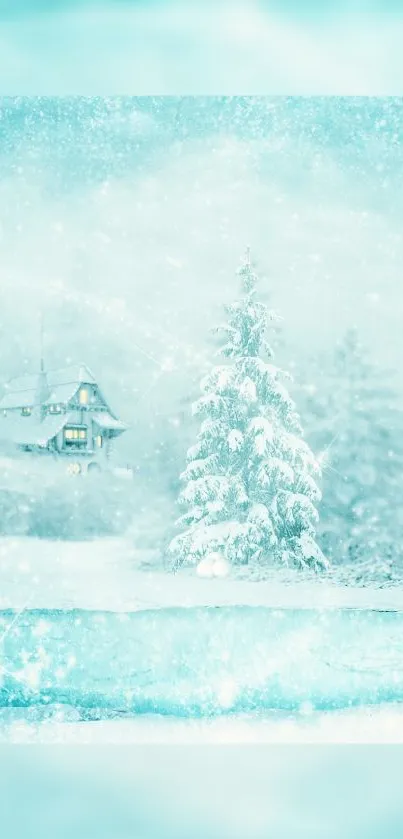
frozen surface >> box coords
[1,604,403,717]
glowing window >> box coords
[79,388,89,406]
[64,426,87,444]
[96,434,103,448]
[21,407,32,416]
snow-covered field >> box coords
[1,536,403,612]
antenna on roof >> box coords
[35,312,50,415]
[40,312,45,373]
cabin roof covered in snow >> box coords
[0,410,126,449]
[0,364,97,411]
[0,413,72,447]
[44,382,83,407]
[92,412,127,432]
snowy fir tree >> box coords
[300,328,403,582]
[168,249,328,573]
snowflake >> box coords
[366,292,380,305]
[20,650,31,666]
[317,449,330,467]
[166,256,183,269]
[32,619,51,638]
[18,662,42,690]
[55,667,66,681]
[216,677,238,709]
[160,357,175,372]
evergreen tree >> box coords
[168,250,328,572]
[300,328,403,578]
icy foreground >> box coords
[1,604,403,717]
[1,537,403,738]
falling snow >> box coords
[0,95,402,752]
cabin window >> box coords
[79,388,89,406]
[96,434,103,448]
[64,426,87,447]
[21,407,32,417]
[49,403,62,414]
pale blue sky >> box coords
[1,2,403,94]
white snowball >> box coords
[196,553,230,578]
[212,555,230,578]
[196,556,215,578]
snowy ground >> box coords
[1,536,403,612]
[2,705,403,744]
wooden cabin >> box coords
[0,363,127,475]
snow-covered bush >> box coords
[0,489,31,536]
[27,479,135,540]
[0,477,136,541]
[169,249,327,572]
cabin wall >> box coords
[2,407,30,417]
[55,420,107,456]
[91,419,110,459]
[51,414,113,459]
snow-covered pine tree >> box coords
[300,328,403,581]
[168,249,328,573]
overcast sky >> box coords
[1,2,403,95]
[0,25,403,466]
[0,97,402,439]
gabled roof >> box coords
[44,382,81,407]
[0,364,98,411]
[0,390,35,410]
[0,413,71,447]
[48,365,97,388]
